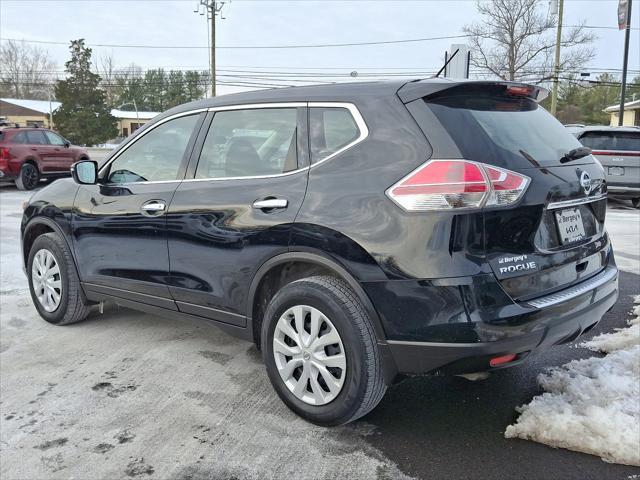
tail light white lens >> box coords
[386,160,529,211]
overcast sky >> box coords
[1,0,638,96]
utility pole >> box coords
[618,0,633,126]
[198,1,225,97]
[550,0,564,117]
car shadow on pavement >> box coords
[361,270,640,480]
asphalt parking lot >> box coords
[1,184,639,480]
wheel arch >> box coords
[247,251,388,346]
[22,217,76,275]
[22,157,40,171]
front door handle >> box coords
[252,198,288,210]
[141,200,166,216]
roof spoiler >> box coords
[397,80,549,104]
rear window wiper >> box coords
[560,146,592,163]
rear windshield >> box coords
[425,94,585,168]
[578,131,640,152]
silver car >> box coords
[574,126,640,208]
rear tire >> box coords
[15,163,40,190]
[261,275,386,426]
[27,232,91,325]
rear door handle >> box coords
[252,198,288,210]
[141,200,166,216]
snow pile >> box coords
[505,297,640,466]
[581,297,640,353]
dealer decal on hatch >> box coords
[491,254,539,279]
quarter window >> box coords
[195,108,298,179]
[107,114,199,184]
[10,132,27,144]
[309,107,360,164]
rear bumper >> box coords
[607,184,640,198]
[383,265,618,375]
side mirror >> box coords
[64,141,71,148]
[71,160,98,185]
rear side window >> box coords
[425,94,583,168]
[26,130,48,145]
[310,107,360,164]
[578,132,640,152]
[195,108,298,179]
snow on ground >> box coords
[505,297,640,466]
[581,296,640,353]
[1,187,416,480]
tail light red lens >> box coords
[0,147,10,166]
[386,160,529,211]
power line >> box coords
[0,34,471,50]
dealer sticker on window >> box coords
[555,207,586,244]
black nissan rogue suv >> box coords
[21,79,618,426]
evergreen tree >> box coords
[625,75,640,102]
[165,70,187,108]
[185,70,207,102]
[53,39,116,145]
[143,69,167,111]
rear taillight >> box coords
[0,147,10,165]
[386,160,529,211]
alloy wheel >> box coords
[273,305,346,405]
[22,164,38,189]
[31,249,62,312]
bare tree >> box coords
[0,40,56,99]
[96,51,118,106]
[463,0,596,83]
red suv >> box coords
[0,127,90,190]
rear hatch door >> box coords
[408,83,611,301]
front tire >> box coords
[27,232,91,325]
[632,198,640,209]
[15,163,40,190]
[262,276,386,426]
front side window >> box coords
[309,107,360,164]
[195,108,298,179]
[44,131,66,146]
[107,114,199,184]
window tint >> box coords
[310,107,359,164]
[44,131,66,146]
[26,130,47,145]
[425,94,584,168]
[195,108,298,179]
[578,132,640,152]
[108,114,199,184]
[10,132,27,144]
